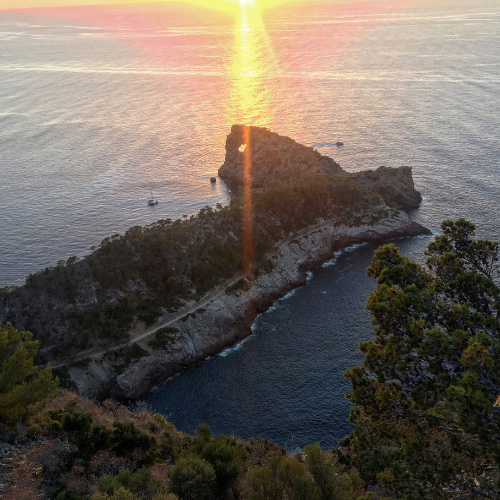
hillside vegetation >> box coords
[0,175,383,364]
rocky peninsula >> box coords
[0,126,429,400]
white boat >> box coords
[148,191,158,206]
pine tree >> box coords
[346,219,500,499]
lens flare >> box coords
[241,125,255,278]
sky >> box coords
[0,0,271,10]
[0,0,324,12]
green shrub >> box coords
[169,455,216,500]
[111,421,155,456]
[246,451,318,500]
[0,323,58,427]
[200,435,246,497]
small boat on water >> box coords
[148,191,158,206]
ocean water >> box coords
[1,0,500,448]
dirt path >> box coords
[51,275,243,369]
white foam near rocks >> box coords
[218,335,252,358]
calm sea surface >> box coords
[1,0,500,449]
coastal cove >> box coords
[144,234,434,451]
[2,0,500,463]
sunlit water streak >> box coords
[1,0,500,448]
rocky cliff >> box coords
[71,210,429,400]
[218,125,345,189]
[351,166,422,208]
[219,125,421,209]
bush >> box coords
[168,455,216,500]
[245,450,318,500]
[111,421,155,456]
[0,323,58,427]
[200,435,246,497]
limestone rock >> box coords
[72,210,430,400]
[351,166,422,209]
[219,125,422,209]
[218,125,344,189]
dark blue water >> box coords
[144,237,433,449]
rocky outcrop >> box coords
[351,166,422,209]
[218,125,345,189]
[70,210,430,400]
[219,125,422,209]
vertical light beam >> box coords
[241,125,255,278]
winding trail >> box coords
[51,275,242,369]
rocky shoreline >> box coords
[70,209,430,401]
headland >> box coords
[0,125,430,400]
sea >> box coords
[1,0,499,450]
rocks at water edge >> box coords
[351,166,423,209]
[0,124,429,401]
[71,210,430,400]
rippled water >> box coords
[2,0,500,448]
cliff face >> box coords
[219,125,422,209]
[351,166,422,209]
[218,125,345,189]
[71,211,430,400]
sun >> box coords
[239,0,255,5]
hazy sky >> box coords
[0,0,306,11]
[0,0,247,9]
[1,0,172,8]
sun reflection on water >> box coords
[227,3,277,128]
[225,3,279,279]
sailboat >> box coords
[148,190,158,206]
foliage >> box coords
[245,450,319,500]
[304,444,363,500]
[92,487,139,500]
[96,467,165,499]
[168,455,217,500]
[346,219,500,498]
[0,322,58,427]
[245,446,363,500]
[111,421,155,456]
[199,434,247,497]
[46,409,155,460]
